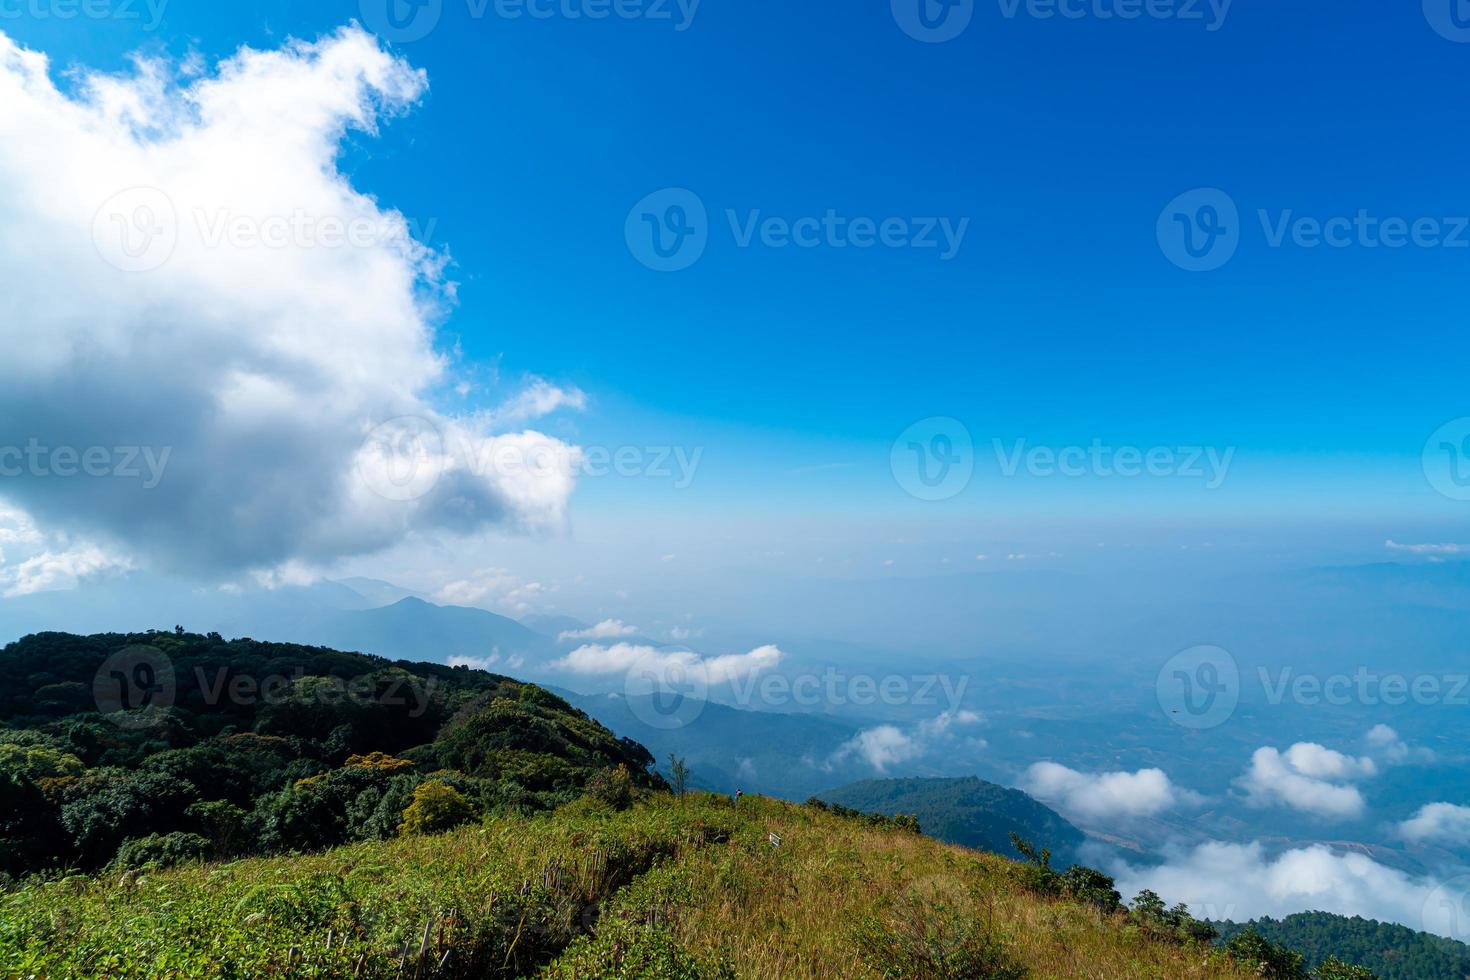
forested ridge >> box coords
[0,629,660,875]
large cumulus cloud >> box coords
[0,27,578,577]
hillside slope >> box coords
[820,775,1088,868]
[2,792,1262,979]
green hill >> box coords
[0,629,658,874]
[1213,913,1470,980]
[0,629,1373,979]
[819,775,1088,867]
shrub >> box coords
[585,764,636,811]
[111,831,210,869]
[1314,956,1376,980]
[398,779,477,836]
[547,920,730,979]
[1224,928,1307,979]
[1060,865,1122,913]
[853,890,1027,979]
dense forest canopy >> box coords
[0,629,662,875]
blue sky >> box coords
[4,0,1469,548]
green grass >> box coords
[1,793,1254,979]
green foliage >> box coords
[805,795,922,834]
[0,630,664,874]
[111,831,210,869]
[398,779,477,836]
[1130,889,1218,945]
[548,919,732,979]
[1059,865,1121,914]
[1314,956,1378,980]
[1225,928,1308,979]
[1214,913,1451,980]
[585,764,637,811]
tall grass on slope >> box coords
[2,794,1255,979]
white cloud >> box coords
[432,569,546,614]
[1385,539,1467,555]
[0,27,581,577]
[0,503,132,596]
[1399,803,1470,845]
[1237,744,1373,819]
[550,641,783,686]
[1281,742,1377,780]
[1022,763,1199,822]
[1114,840,1470,941]
[1364,724,1434,765]
[1,543,132,597]
[831,710,984,774]
[832,725,922,774]
[559,619,638,641]
[483,380,587,427]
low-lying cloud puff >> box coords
[1022,762,1199,822]
[551,641,783,686]
[1114,840,1470,941]
[1237,743,1375,819]
[1399,803,1470,845]
[0,27,579,580]
[1365,724,1434,765]
[559,619,639,641]
[831,710,985,774]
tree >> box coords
[398,780,477,837]
[667,754,690,798]
[1225,928,1307,980]
[585,764,635,811]
[1061,865,1122,913]
[1314,957,1376,980]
